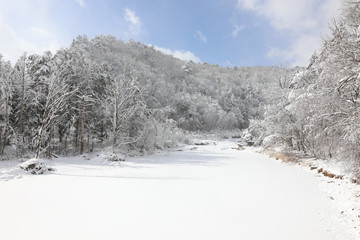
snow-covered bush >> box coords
[242,120,267,146]
[106,152,126,162]
[262,134,282,149]
[19,158,53,175]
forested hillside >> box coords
[247,0,360,174]
[0,36,292,159]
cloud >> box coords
[75,0,85,8]
[124,8,140,25]
[237,0,341,66]
[0,20,60,64]
[0,18,30,63]
[267,34,322,66]
[232,24,244,37]
[195,30,207,43]
[124,8,142,37]
[0,1,63,65]
[152,45,201,63]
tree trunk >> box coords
[113,96,119,152]
[91,137,94,152]
[80,97,85,155]
[87,133,90,152]
[1,98,9,155]
[35,104,50,159]
[46,120,53,158]
[35,126,44,159]
[19,66,25,136]
[65,135,68,156]
[0,128,5,155]
[0,130,2,155]
[17,56,26,158]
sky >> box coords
[0,0,342,67]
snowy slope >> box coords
[0,140,358,240]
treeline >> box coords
[0,35,291,159]
[247,0,360,173]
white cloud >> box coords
[237,0,341,66]
[152,45,201,63]
[75,0,85,8]
[195,30,208,43]
[124,8,142,37]
[0,19,56,64]
[124,8,140,25]
[232,24,244,37]
[267,34,322,66]
[0,18,30,63]
[0,1,63,65]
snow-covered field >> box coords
[0,140,359,240]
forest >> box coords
[0,34,292,161]
[0,0,359,176]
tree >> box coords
[34,56,76,159]
[256,0,360,172]
[109,67,147,155]
[10,52,29,157]
[0,55,13,156]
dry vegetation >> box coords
[264,150,360,185]
[316,168,344,180]
[267,152,299,164]
[351,175,360,185]
[232,144,245,151]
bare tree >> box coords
[34,70,76,159]
[109,68,146,155]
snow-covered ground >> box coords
[0,140,359,240]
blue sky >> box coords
[0,0,341,67]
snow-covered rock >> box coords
[18,158,53,175]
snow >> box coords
[298,156,360,233]
[0,140,358,240]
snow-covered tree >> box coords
[0,33,295,161]
[0,55,13,156]
[109,67,147,155]
[9,52,29,157]
[33,54,76,159]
